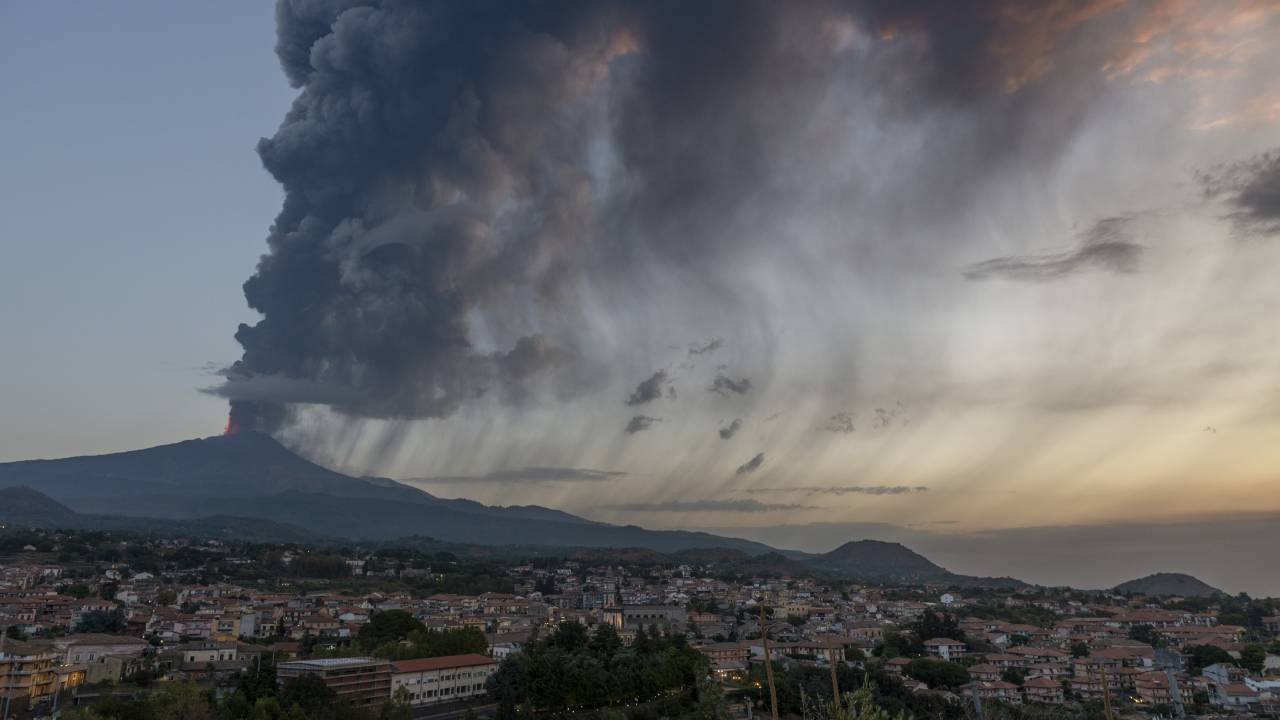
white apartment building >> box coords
[391,653,497,707]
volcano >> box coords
[0,433,773,553]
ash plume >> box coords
[212,0,1200,437]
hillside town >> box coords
[1,527,1278,719]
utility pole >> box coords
[1100,664,1114,720]
[1,627,12,720]
[759,605,779,720]
[825,635,841,710]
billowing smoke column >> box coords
[216,0,1146,434]
[221,0,628,432]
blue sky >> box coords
[0,2,294,458]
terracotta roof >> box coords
[392,653,496,674]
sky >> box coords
[2,1,1279,591]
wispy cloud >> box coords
[421,467,627,485]
[624,415,660,434]
[709,374,751,396]
[600,499,815,513]
[963,217,1143,281]
[749,485,928,496]
[688,338,723,356]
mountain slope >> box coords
[0,434,772,553]
[1113,572,1223,598]
[0,486,318,542]
[0,486,80,527]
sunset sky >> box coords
[2,1,1278,591]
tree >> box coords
[1001,667,1026,686]
[278,673,337,716]
[1184,644,1234,675]
[75,609,126,634]
[1128,624,1160,646]
[805,681,909,720]
[904,658,970,689]
[62,583,91,599]
[357,609,425,649]
[1070,641,1090,658]
[911,610,962,643]
[1239,644,1266,675]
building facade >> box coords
[390,654,497,707]
[277,657,392,709]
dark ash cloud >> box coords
[709,374,751,396]
[601,499,813,513]
[719,418,743,440]
[963,216,1143,282]
[421,467,626,485]
[1199,148,1280,235]
[624,415,660,434]
[751,485,928,496]
[627,370,674,406]
[822,412,855,434]
[735,452,765,475]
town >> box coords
[1,526,1277,719]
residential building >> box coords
[923,637,966,662]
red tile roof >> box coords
[391,653,496,674]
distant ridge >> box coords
[1113,572,1224,598]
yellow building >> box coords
[0,641,59,706]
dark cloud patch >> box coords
[735,452,765,475]
[963,217,1143,282]
[751,485,928,496]
[688,338,723,356]
[822,412,855,434]
[719,418,743,440]
[601,499,813,513]
[709,374,751,396]
[1199,148,1280,236]
[421,467,626,485]
[627,371,673,406]
[624,415,660,434]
